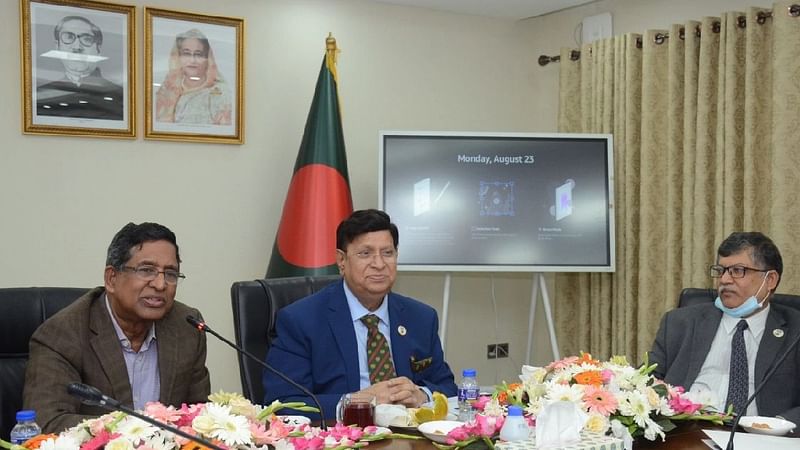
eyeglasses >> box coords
[349,249,397,261]
[59,31,96,46]
[120,266,185,285]
[179,50,208,60]
[709,264,770,279]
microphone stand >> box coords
[186,316,328,430]
[67,384,224,450]
[725,324,800,450]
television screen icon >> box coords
[555,180,573,221]
[414,178,431,216]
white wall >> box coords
[2,0,776,397]
[2,0,546,395]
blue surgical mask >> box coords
[714,270,772,318]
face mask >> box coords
[714,270,772,318]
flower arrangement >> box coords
[438,353,730,450]
[2,392,420,450]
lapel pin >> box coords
[397,325,407,336]
[773,328,785,338]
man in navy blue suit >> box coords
[264,209,457,420]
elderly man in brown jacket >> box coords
[23,222,210,433]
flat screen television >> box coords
[378,131,615,272]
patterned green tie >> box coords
[361,314,396,383]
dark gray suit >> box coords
[650,302,800,424]
[23,287,210,433]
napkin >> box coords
[535,401,587,448]
[375,404,410,427]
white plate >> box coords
[418,420,464,444]
[277,415,311,427]
[739,416,796,436]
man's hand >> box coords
[359,377,427,407]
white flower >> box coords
[584,413,609,433]
[610,419,634,450]
[483,398,505,416]
[38,435,80,450]
[141,432,178,450]
[115,416,159,445]
[523,397,544,416]
[520,365,547,384]
[545,382,584,404]
[643,416,665,441]
[617,391,651,427]
[202,403,253,446]
[192,414,216,434]
[105,437,135,450]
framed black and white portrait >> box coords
[144,7,244,144]
[21,0,135,138]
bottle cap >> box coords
[16,410,35,421]
[462,368,476,377]
[507,405,523,416]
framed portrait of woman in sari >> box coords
[144,8,244,144]
[20,0,135,138]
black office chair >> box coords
[678,287,800,312]
[0,287,88,439]
[230,276,341,403]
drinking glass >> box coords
[336,392,376,427]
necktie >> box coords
[361,314,396,383]
[726,320,749,414]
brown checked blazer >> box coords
[22,287,210,433]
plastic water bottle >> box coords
[499,405,530,441]
[9,410,41,445]
[457,368,479,422]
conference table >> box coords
[361,421,798,449]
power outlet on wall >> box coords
[487,343,509,359]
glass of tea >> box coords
[336,392,376,427]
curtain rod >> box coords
[537,5,798,66]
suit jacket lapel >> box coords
[755,307,788,386]
[156,314,178,403]
[328,282,361,391]
[387,294,413,378]
[88,295,134,405]
[685,307,722,386]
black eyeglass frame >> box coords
[119,265,186,285]
[708,264,770,279]
[59,31,97,46]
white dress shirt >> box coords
[690,305,769,416]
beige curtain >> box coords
[554,2,800,362]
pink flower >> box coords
[175,403,204,427]
[474,414,504,437]
[144,402,183,424]
[447,425,473,441]
[582,385,618,416]
[472,396,492,411]
[80,430,119,450]
[600,369,614,383]
[326,423,364,441]
[669,393,702,415]
[546,356,579,371]
[290,435,325,450]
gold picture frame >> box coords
[20,0,136,138]
[144,7,244,144]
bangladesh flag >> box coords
[266,36,353,278]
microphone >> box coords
[725,326,800,450]
[67,383,224,450]
[67,383,120,407]
[185,315,328,430]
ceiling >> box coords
[366,0,596,20]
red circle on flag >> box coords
[276,164,353,268]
